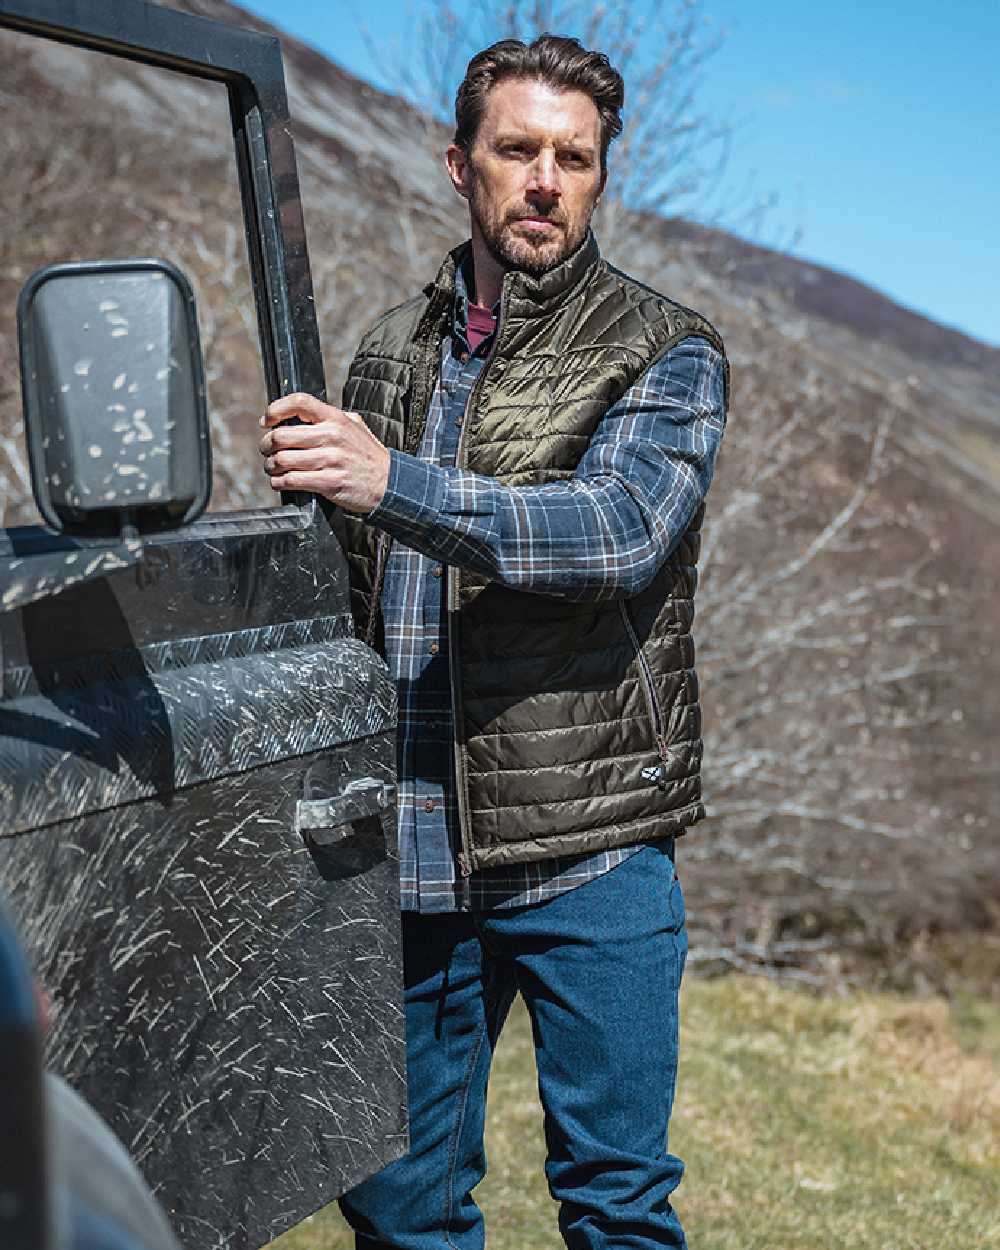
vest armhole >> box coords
[646,327,729,408]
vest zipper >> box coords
[364,531,392,649]
[618,600,671,787]
[449,286,508,906]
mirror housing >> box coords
[17,258,212,537]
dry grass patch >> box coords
[676,978,1000,1248]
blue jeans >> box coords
[340,841,688,1249]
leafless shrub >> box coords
[669,311,1000,988]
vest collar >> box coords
[425,231,601,323]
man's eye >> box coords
[561,152,589,167]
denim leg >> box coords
[483,843,688,1250]
[339,912,516,1250]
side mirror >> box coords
[17,258,212,537]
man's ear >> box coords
[598,166,608,199]
[445,143,472,201]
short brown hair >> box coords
[454,35,625,172]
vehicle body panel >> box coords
[0,3,406,1247]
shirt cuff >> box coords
[365,449,447,532]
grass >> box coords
[268,975,1000,1249]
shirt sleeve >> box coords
[364,334,727,601]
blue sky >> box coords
[238,0,999,347]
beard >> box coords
[468,170,595,277]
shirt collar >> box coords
[453,255,499,353]
[430,231,601,327]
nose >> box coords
[526,148,560,202]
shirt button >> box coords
[423,798,435,813]
[432,565,443,578]
[429,642,439,655]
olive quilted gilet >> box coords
[341,234,727,870]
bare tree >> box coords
[360,0,798,261]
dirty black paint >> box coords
[0,539,144,615]
[0,508,407,1250]
[2,748,404,1250]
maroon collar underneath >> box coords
[466,301,497,353]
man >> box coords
[260,35,727,1250]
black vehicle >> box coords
[0,3,405,1248]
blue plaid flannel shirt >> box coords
[365,262,727,912]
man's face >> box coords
[447,77,606,278]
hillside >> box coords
[1,0,997,984]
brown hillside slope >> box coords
[1,0,997,984]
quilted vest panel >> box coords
[341,234,727,868]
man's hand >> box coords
[258,393,390,514]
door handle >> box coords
[295,778,395,847]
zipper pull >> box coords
[457,852,472,910]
